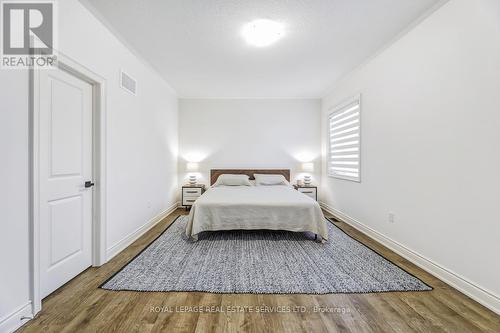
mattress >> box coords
[185,185,328,242]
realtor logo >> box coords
[1,1,57,68]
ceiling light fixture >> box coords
[242,19,285,47]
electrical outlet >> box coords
[388,213,395,223]
[147,201,152,209]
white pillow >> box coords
[213,174,252,186]
[254,174,288,186]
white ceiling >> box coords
[82,0,441,98]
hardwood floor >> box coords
[19,209,500,333]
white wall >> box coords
[0,0,178,331]
[321,0,500,312]
[0,70,31,331]
[179,99,321,185]
[58,1,179,252]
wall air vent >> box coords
[120,70,137,95]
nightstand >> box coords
[182,184,206,209]
[293,185,317,201]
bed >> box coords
[185,169,328,242]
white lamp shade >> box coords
[302,162,314,172]
[186,162,199,172]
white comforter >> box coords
[185,185,328,242]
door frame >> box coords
[29,51,107,315]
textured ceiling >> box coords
[82,0,441,98]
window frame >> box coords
[327,95,361,182]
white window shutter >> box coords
[328,96,361,182]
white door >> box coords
[38,67,93,298]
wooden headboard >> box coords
[210,169,290,185]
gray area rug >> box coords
[101,216,431,294]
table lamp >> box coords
[186,162,199,185]
[302,162,314,185]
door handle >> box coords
[84,181,95,188]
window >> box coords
[327,96,361,182]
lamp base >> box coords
[189,175,197,185]
[303,175,311,185]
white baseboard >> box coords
[106,202,179,261]
[0,301,33,333]
[320,202,500,315]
